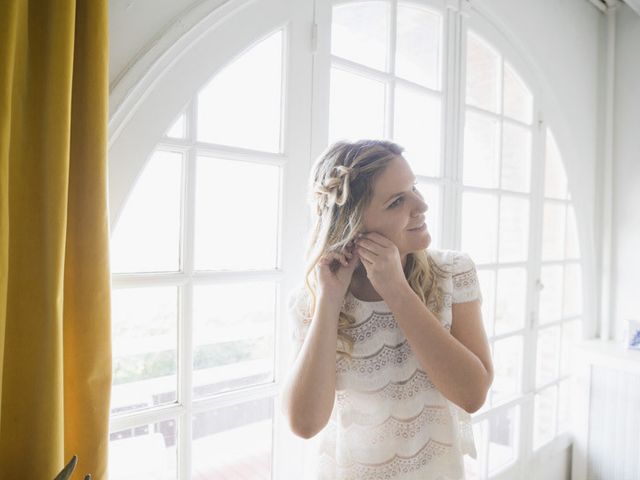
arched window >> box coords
[108,0,586,478]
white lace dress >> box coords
[287,248,483,480]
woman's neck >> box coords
[350,267,381,301]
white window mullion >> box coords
[178,283,193,480]
[178,99,197,480]
[386,0,398,140]
[495,54,504,266]
[520,105,547,468]
[111,272,190,289]
[310,0,332,159]
[443,0,464,251]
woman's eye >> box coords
[390,197,403,208]
[390,186,419,208]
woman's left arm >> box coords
[385,285,494,413]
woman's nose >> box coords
[412,203,428,217]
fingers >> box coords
[354,237,380,255]
[358,248,376,265]
[342,242,358,265]
[355,243,373,263]
[359,232,392,247]
[322,250,350,267]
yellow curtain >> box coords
[0,1,112,478]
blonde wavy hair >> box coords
[301,139,446,359]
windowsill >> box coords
[572,339,640,375]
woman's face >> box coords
[360,155,430,265]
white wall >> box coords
[109,0,214,88]
[613,2,640,342]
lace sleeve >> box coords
[451,251,483,305]
[287,285,313,362]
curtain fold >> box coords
[0,1,112,478]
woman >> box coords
[281,139,494,480]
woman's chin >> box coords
[402,235,431,256]
[424,232,432,247]
[410,232,431,250]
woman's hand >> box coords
[315,240,361,300]
[354,232,408,301]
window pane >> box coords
[464,420,489,480]
[393,85,441,177]
[192,397,274,478]
[491,335,523,405]
[563,263,583,317]
[536,325,560,388]
[419,182,441,249]
[544,130,568,199]
[329,67,386,143]
[111,287,178,415]
[538,265,563,325]
[503,62,533,124]
[488,405,519,475]
[109,419,177,480]
[565,205,581,258]
[461,191,499,264]
[194,157,279,271]
[197,30,283,153]
[501,122,531,192]
[495,268,527,334]
[466,31,501,113]
[498,195,529,263]
[463,110,500,188]
[395,3,441,89]
[541,202,566,261]
[111,151,182,273]
[533,385,557,450]
[557,379,572,434]
[331,1,390,71]
[192,283,276,399]
[165,111,186,139]
[477,268,495,337]
[560,319,583,376]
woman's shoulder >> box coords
[426,248,477,275]
[288,283,311,310]
[427,248,483,304]
[287,283,314,329]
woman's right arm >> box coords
[280,292,343,439]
